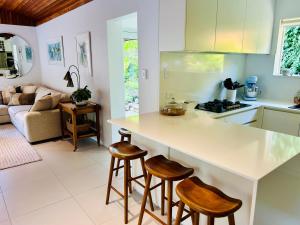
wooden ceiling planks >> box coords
[0,0,93,26]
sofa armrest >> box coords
[23,109,62,142]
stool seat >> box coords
[118,128,132,136]
[176,176,242,217]
[109,142,147,160]
[145,155,194,181]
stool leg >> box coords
[140,157,154,211]
[174,201,185,225]
[167,180,173,225]
[138,173,152,225]
[124,160,129,224]
[115,159,121,177]
[228,214,235,225]
[161,180,165,215]
[128,161,133,194]
[105,156,115,205]
[194,213,200,225]
[207,216,214,225]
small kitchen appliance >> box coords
[195,99,251,113]
[244,76,258,101]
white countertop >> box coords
[197,98,299,119]
[109,111,300,181]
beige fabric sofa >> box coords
[0,86,70,143]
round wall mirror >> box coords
[0,33,33,79]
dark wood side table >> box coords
[59,102,101,151]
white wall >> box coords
[138,0,160,113]
[245,0,300,102]
[0,25,41,90]
[36,0,160,146]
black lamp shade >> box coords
[64,71,71,81]
[67,78,74,87]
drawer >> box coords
[222,109,258,125]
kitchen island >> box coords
[109,112,300,225]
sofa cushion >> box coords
[21,85,37,94]
[8,105,32,117]
[0,105,9,116]
[35,87,52,102]
[2,85,16,104]
[8,93,36,106]
[30,96,53,112]
[51,93,61,109]
[36,86,70,103]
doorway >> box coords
[107,12,138,142]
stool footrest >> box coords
[144,209,167,225]
[150,182,162,191]
[181,211,193,222]
[113,165,124,171]
[129,174,145,182]
[111,186,124,198]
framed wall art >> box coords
[76,32,92,76]
[47,37,64,65]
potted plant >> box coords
[71,86,91,106]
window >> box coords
[274,18,300,76]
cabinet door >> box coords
[159,0,186,51]
[185,0,217,51]
[262,109,300,136]
[215,0,247,53]
[243,0,274,54]
[221,109,258,125]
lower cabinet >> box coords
[218,109,260,126]
[261,109,300,136]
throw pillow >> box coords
[15,86,22,93]
[2,85,16,105]
[35,88,51,102]
[8,93,36,106]
[30,95,53,112]
[22,85,37,94]
[51,93,61,109]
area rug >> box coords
[0,124,41,170]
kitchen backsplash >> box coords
[160,52,246,106]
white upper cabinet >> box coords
[159,0,186,51]
[215,0,247,53]
[185,0,217,51]
[243,0,274,54]
[159,0,274,54]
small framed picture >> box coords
[25,46,32,63]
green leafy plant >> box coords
[281,26,300,75]
[123,40,139,104]
[71,86,91,102]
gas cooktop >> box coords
[195,99,251,113]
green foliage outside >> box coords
[281,26,300,75]
[123,40,139,103]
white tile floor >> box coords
[0,139,164,225]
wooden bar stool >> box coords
[174,176,242,225]
[105,141,154,224]
[115,128,132,177]
[138,155,194,225]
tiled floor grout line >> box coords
[1,141,124,225]
[1,192,13,225]
[9,196,73,224]
[36,149,105,225]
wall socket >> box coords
[140,69,148,80]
